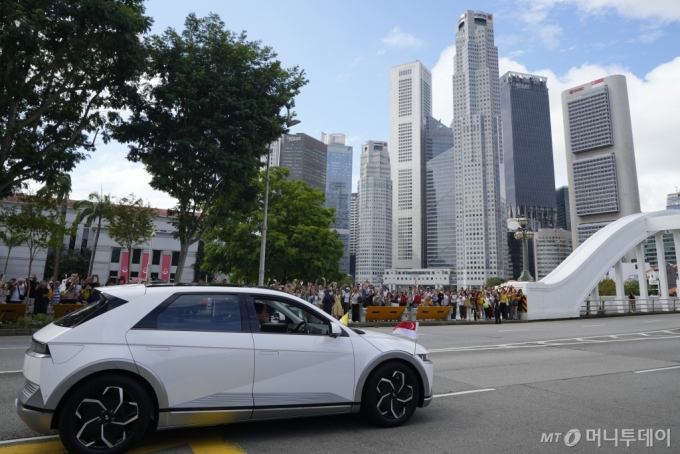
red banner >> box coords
[161,254,172,282]
[140,252,149,281]
[120,251,130,283]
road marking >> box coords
[0,435,247,453]
[0,347,28,350]
[0,436,59,446]
[429,328,680,353]
[582,324,605,327]
[498,329,529,332]
[634,365,680,374]
[433,388,495,398]
[0,370,22,374]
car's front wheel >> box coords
[58,374,151,454]
[362,362,420,427]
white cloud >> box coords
[382,27,423,48]
[552,0,680,22]
[376,49,386,56]
[628,29,664,44]
[431,45,456,126]
[432,46,680,212]
[351,57,363,67]
[537,24,563,50]
[69,147,176,209]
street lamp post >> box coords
[514,217,535,282]
[258,112,300,287]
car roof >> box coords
[101,283,295,298]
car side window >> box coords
[251,298,330,335]
[156,294,243,332]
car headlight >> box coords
[416,353,430,362]
[30,338,50,356]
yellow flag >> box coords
[340,312,349,326]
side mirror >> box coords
[330,323,342,338]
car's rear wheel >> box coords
[362,362,420,427]
[58,374,151,454]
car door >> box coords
[246,294,355,419]
[126,292,254,427]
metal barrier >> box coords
[580,297,680,317]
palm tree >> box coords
[73,191,112,277]
[0,230,29,276]
[40,173,72,281]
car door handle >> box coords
[260,350,279,355]
[146,346,170,351]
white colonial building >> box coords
[0,198,198,283]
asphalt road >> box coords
[1,314,680,453]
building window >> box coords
[171,251,180,267]
[152,250,161,265]
[130,271,139,278]
[109,270,118,278]
[68,235,76,251]
[132,248,142,264]
[80,227,89,251]
[111,247,121,263]
[151,272,158,279]
[170,273,176,282]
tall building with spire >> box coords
[356,140,392,285]
[389,61,432,269]
[453,10,506,287]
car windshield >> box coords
[54,292,129,328]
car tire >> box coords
[362,362,420,427]
[58,374,151,454]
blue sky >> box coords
[74,0,680,211]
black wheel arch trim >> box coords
[353,351,430,407]
[44,359,167,429]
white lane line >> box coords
[0,435,59,446]
[434,388,495,398]
[498,329,529,332]
[634,365,680,374]
[0,347,28,350]
[0,370,22,374]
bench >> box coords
[53,304,86,319]
[365,306,406,322]
[417,306,452,321]
[0,304,29,322]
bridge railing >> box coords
[580,297,680,317]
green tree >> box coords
[38,173,71,280]
[0,194,75,297]
[44,248,92,281]
[110,13,307,283]
[0,0,152,197]
[202,167,344,284]
[72,191,112,276]
[598,278,616,296]
[105,194,155,283]
[624,279,640,296]
[486,277,505,287]
[0,230,29,276]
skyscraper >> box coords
[279,133,327,192]
[453,10,506,287]
[322,133,352,274]
[562,75,641,246]
[533,228,572,280]
[390,61,432,269]
[350,192,358,278]
[500,71,556,228]
[556,186,571,231]
[425,117,456,269]
[357,140,392,285]
[264,138,281,168]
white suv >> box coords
[16,284,433,454]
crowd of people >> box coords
[0,273,129,315]
[273,278,528,323]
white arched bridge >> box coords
[516,210,680,320]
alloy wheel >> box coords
[375,370,414,419]
[74,386,139,449]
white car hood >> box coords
[357,329,429,355]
